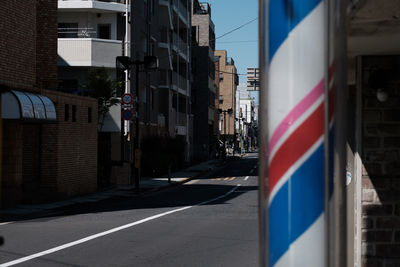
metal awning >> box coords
[1,90,57,122]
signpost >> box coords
[122,93,133,105]
[122,109,133,121]
[121,93,134,121]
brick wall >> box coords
[215,50,236,136]
[361,56,400,267]
[1,1,99,206]
[44,90,98,198]
[0,1,36,90]
[36,0,58,89]
[1,122,23,206]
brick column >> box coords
[361,56,400,267]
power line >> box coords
[215,18,258,40]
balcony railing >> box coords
[58,0,126,12]
[172,33,188,56]
[59,0,126,3]
[58,38,122,68]
[171,72,188,91]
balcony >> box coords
[58,38,122,68]
[58,0,125,13]
[171,72,188,92]
[172,33,188,58]
[170,0,189,25]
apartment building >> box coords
[57,0,125,92]
[247,67,259,91]
[191,0,217,160]
[215,50,238,143]
[57,0,128,186]
[157,0,191,161]
[1,0,98,207]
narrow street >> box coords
[0,153,259,267]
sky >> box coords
[207,0,259,84]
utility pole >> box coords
[116,56,158,194]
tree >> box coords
[86,67,122,131]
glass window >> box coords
[98,24,111,39]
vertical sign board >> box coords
[259,0,346,266]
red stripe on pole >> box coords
[269,102,324,194]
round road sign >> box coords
[122,109,133,120]
[122,93,134,104]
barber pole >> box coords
[259,0,347,266]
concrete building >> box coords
[215,50,238,144]
[235,84,255,152]
[1,0,98,207]
[57,0,128,186]
[247,67,259,91]
[57,0,125,93]
[157,0,191,159]
[191,0,217,160]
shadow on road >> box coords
[1,155,258,223]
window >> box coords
[58,23,78,38]
[88,107,92,123]
[72,105,77,122]
[65,104,70,121]
[98,24,111,39]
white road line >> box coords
[244,176,249,181]
[0,185,241,267]
[0,222,13,226]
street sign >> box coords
[121,93,133,105]
[122,109,133,120]
[122,104,134,109]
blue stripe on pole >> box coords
[269,142,325,266]
[269,0,321,61]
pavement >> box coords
[0,157,232,221]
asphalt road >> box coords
[0,153,259,267]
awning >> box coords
[1,90,57,122]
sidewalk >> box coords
[0,158,224,221]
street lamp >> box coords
[116,55,159,193]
